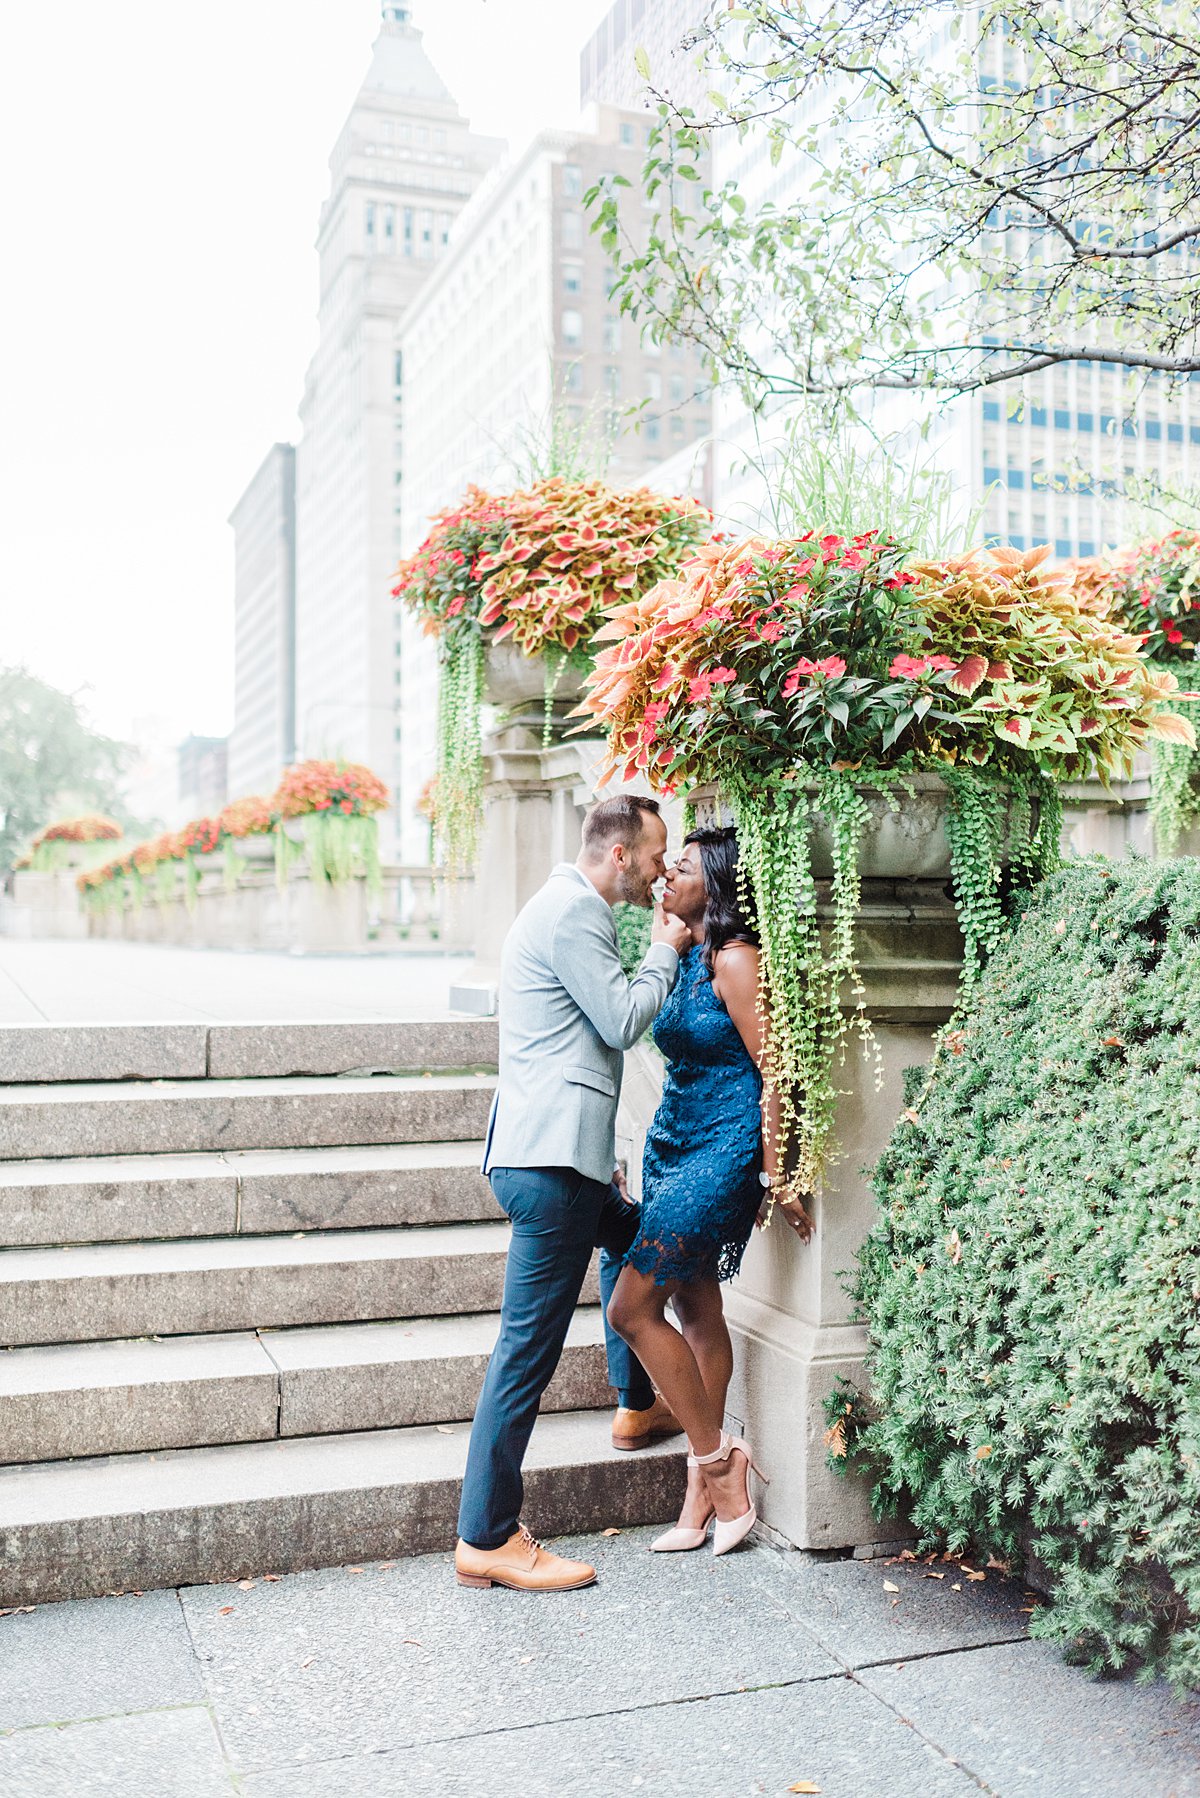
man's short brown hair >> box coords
[581,793,662,857]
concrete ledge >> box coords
[205,1020,499,1079]
[0,1332,279,1463]
[269,1308,610,1437]
[0,1309,611,1463]
[0,1143,495,1247]
[0,1410,685,1604]
[232,1142,495,1235]
[0,1152,240,1247]
[0,1222,527,1347]
[0,1074,497,1161]
[0,1025,207,1085]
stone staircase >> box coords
[0,1021,682,1604]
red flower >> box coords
[890,653,931,679]
[710,666,737,684]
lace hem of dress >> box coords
[624,1223,750,1287]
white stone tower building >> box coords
[293,3,501,854]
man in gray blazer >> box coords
[455,793,690,1591]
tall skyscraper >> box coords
[293,4,502,854]
[228,443,296,799]
[396,104,713,860]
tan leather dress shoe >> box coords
[455,1524,597,1591]
[611,1394,683,1452]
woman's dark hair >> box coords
[684,826,759,972]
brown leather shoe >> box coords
[455,1524,597,1591]
[611,1393,683,1452]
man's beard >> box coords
[616,866,653,907]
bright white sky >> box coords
[0,0,614,746]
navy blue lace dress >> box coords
[625,945,763,1286]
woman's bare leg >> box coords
[608,1266,749,1523]
[670,1279,737,1527]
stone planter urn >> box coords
[482,640,587,722]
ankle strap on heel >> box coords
[686,1431,732,1469]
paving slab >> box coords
[0,1705,237,1797]
[241,1681,977,1798]
[860,1637,1200,1798]
[763,1545,1031,1666]
[0,1587,203,1731]
[0,1151,239,1247]
[182,1532,841,1775]
[0,939,474,1025]
[0,1072,496,1160]
[0,1413,684,1605]
[230,1141,495,1233]
[0,1024,207,1084]
[0,1332,279,1463]
[266,1307,610,1435]
[0,1221,517,1345]
[206,1020,497,1078]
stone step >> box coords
[0,1221,611,1347]
[0,1072,496,1161]
[0,1141,495,1247]
[0,1310,611,1464]
[0,1410,684,1604]
[0,1018,499,1085]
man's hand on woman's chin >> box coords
[651,902,690,957]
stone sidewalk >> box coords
[1,1528,1197,1798]
[0,939,473,1026]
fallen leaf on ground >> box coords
[218,1606,235,1616]
[986,1555,1011,1573]
[435,1425,456,1434]
[347,1567,363,1575]
[951,1583,962,1592]
[262,1574,282,1583]
[402,1639,423,1648]
[975,1444,993,1459]
[922,1571,946,1581]
[965,1570,986,1582]
[882,1580,899,1593]
[602,1528,622,1537]
[237,1580,256,1591]
[788,1784,821,1794]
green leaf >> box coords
[634,45,651,81]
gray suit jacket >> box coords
[482,863,679,1184]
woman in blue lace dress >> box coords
[608,827,813,1556]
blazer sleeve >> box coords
[549,895,679,1051]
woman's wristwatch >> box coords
[758,1171,773,1190]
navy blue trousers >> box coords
[457,1166,655,1550]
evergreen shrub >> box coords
[841,856,1200,1688]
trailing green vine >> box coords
[1149,693,1200,856]
[436,627,485,872]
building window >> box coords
[669,373,685,405]
[604,364,621,398]
[563,360,583,394]
[562,260,584,294]
[394,351,403,388]
[438,212,451,248]
[619,121,635,146]
[384,205,395,252]
[562,309,583,347]
[366,201,376,247]
[418,210,433,258]
[645,416,661,443]
[645,371,662,401]
[670,416,685,440]
[563,162,583,199]
[603,314,621,351]
[560,211,583,249]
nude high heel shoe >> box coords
[649,1511,715,1553]
[688,1432,769,1556]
